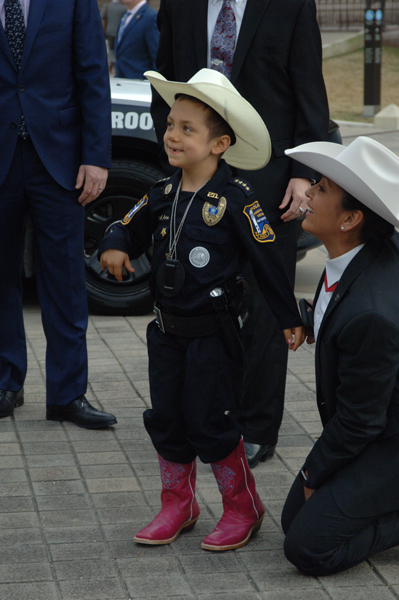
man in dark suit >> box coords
[281,137,399,575]
[115,0,159,79]
[0,0,117,428]
[151,0,329,466]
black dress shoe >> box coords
[46,396,117,429]
[244,442,276,469]
[0,388,24,418]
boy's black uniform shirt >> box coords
[98,160,301,329]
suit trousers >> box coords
[281,473,399,575]
[0,137,88,405]
[144,320,243,464]
[229,218,297,446]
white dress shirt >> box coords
[207,0,247,69]
[314,244,365,341]
[0,0,30,28]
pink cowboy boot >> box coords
[134,455,200,545]
[201,439,265,551]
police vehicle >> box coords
[24,78,321,315]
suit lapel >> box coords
[121,4,148,43]
[0,19,17,70]
[317,242,380,340]
[190,0,208,69]
[20,0,48,72]
[231,0,270,83]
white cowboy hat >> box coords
[286,136,399,228]
[145,69,271,170]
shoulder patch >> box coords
[231,177,252,195]
[120,195,149,225]
[243,201,275,242]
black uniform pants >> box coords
[230,219,297,446]
[144,320,243,464]
[282,474,399,576]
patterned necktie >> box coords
[117,11,131,45]
[5,0,28,138]
[210,0,237,79]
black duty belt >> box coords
[153,304,219,337]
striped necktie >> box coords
[117,11,131,45]
[5,0,28,138]
[210,0,236,79]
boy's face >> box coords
[164,99,223,172]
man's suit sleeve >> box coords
[73,0,112,169]
[150,0,174,161]
[146,11,161,70]
[304,310,399,489]
[287,0,329,180]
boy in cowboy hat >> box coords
[281,136,399,575]
[99,69,304,551]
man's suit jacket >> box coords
[151,0,329,222]
[115,3,159,80]
[304,235,399,518]
[0,0,112,190]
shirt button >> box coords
[19,85,25,92]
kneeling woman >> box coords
[282,136,399,575]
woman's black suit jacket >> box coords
[304,235,399,519]
[151,0,329,222]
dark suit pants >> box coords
[281,474,399,576]
[0,137,88,405]
[144,320,243,464]
[230,219,297,447]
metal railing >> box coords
[316,0,399,28]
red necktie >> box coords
[324,273,337,293]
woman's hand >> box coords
[284,326,305,351]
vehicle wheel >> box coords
[84,159,166,315]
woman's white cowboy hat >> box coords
[145,69,271,170]
[286,136,399,228]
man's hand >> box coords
[279,177,310,222]
[100,249,135,282]
[76,165,108,206]
[284,326,305,351]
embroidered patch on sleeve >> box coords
[243,201,275,242]
[120,195,149,225]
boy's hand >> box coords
[283,326,305,351]
[100,249,135,282]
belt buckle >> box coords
[153,304,165,333]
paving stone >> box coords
[125,573,194,599]
[59,577,126,600]
[49,541,110,562]
[40,511,98,529]
[43,525,103,545]
[0,582,59,600]
[79,463,134,479]
[35,494,91,512]
[0,562,53,583]
[75,452,128,466]
[29,467,81,481]
[52,559,118,581]
[25,454,76,468]
[21,442,71,455]
[0,482,31,497]
[85,476,140,494]
[32,480,85,496]
[0,512,39,529]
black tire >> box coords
[84,159,166,315]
